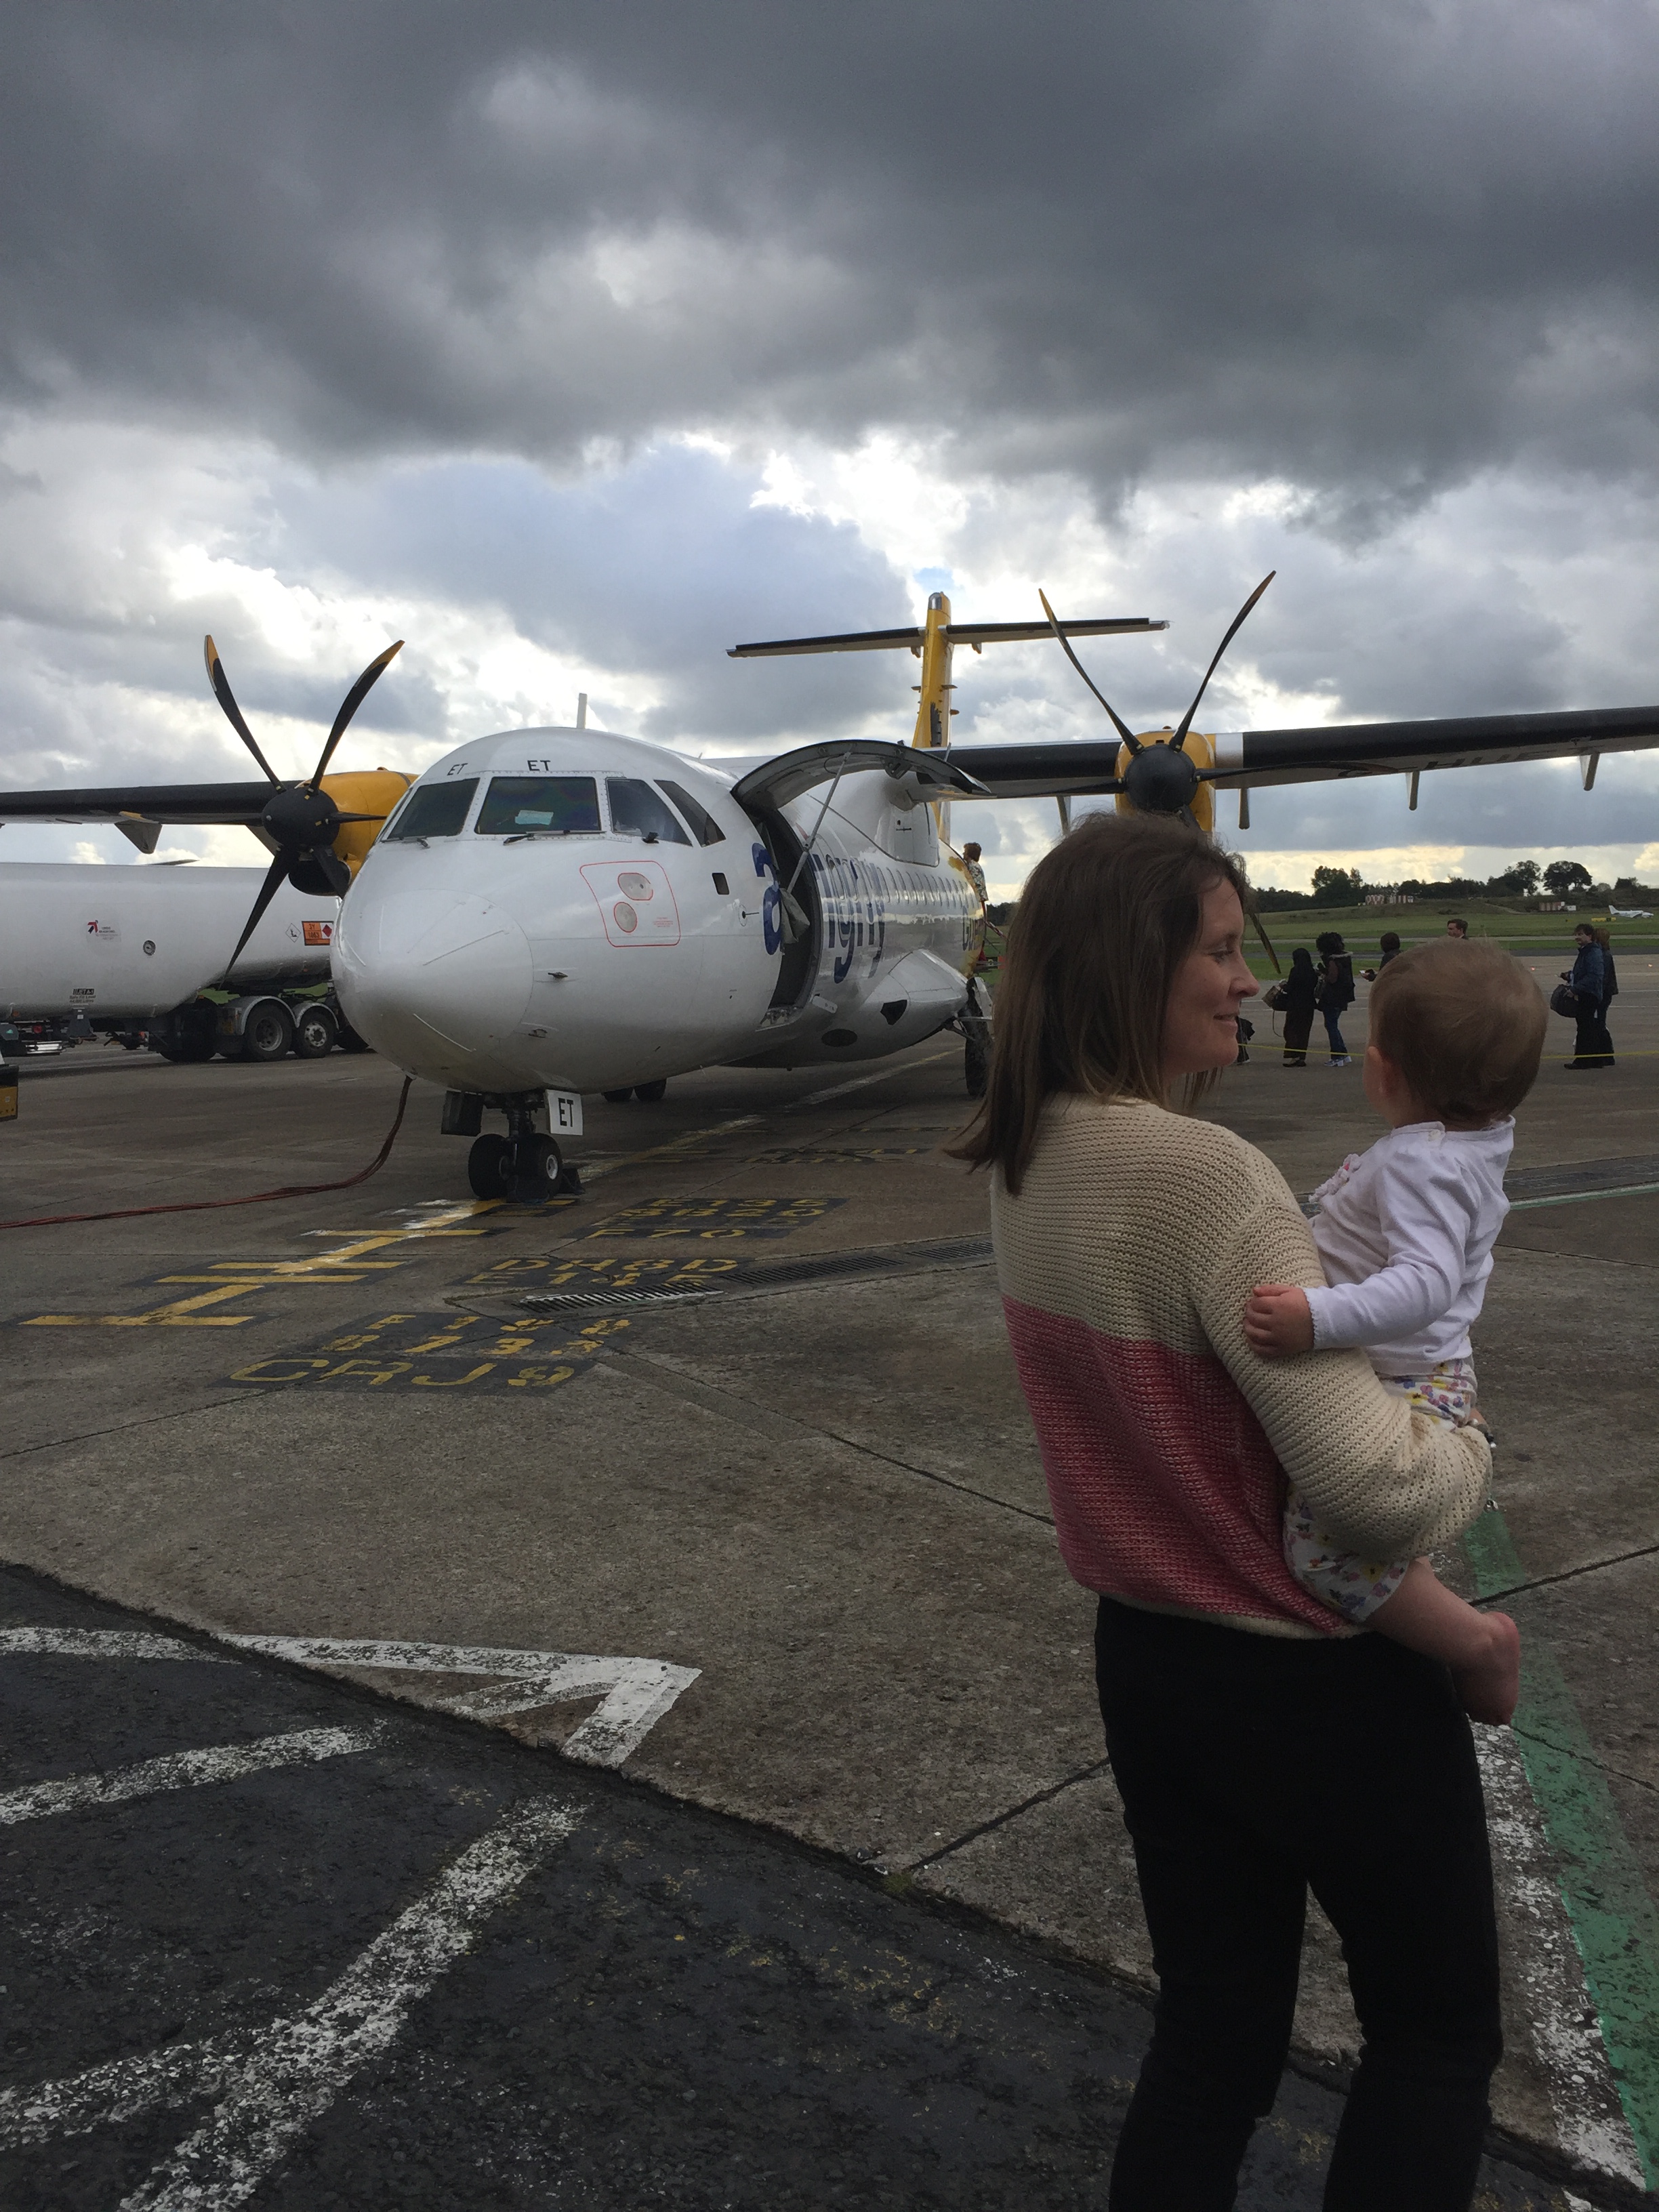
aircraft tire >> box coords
[602,1088,633,1103]
[512,1134,565,1202]
[468,1134,514,1200]
[633,1079,668,1103]
[241,1004,294,1063]
[292,1004,337,1059]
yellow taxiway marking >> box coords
[20,1205,508,1329]
[25,1284,271,1328]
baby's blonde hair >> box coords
[1369,939,1547,1124]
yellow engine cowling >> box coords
[1113,729,1218,834]
[319,769,415,878]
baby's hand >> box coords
[1244,1284,1315,1357]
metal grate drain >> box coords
[512,1235,993,1318]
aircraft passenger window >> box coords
[384,779,478,839]
[475,776,601,836]
[606,777,691,844]
[656,780,726,845]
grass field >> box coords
[979,901,1658,983]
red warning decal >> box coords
[302,920,335,947]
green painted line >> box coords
[1465,1507,1659,2184]
[1509,1181,1659,1212]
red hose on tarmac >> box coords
[0,1077,413,1231]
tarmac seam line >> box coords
[0,1387,283,1466]
[1476,1536,1659,1608]
[905,1757,1115,1875]
[600,1348,1055,1526]
[1508,1729,1659,1800]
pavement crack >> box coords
[600,1349,1053,1525]
[906,1759,1114,1874]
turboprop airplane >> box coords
[1,583,1657,1200]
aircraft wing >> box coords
[729,617,1165,657]
[0,781,273,823]
[945,700,1659,798]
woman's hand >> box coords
[1244,1284,1315,1357]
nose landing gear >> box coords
[464,1104,582,1202]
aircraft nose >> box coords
[337,890,533,1064]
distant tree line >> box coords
[1246,858,1655,912]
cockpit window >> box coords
[384,779,478,840]
[475,775,601,836]
[656,779,726,846]
[606,777,691,844]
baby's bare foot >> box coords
[1454,1611,1521,1725]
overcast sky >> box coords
[4,1,1658,894]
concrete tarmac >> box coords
[1,956,1656,2203]
[0,1565,1584,2211]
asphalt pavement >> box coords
[0,1565,1601,2211]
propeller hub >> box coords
[1122,741,1202,815]
[262,783,340,851]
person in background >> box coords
[1563,924,1611,1069]
[1446,918,1469,940]
[1593,926,1618,1067]
[1315,930,1356,1067]
[1277,946,1319,1066]
[954,814,1497,2208]
[961,842,989,907]
[1360,932,1401,983]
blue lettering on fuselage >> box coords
[752,841,783,956]
[803,844,975,996]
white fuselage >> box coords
[332,726,981,1096]
[0,863,339,1020]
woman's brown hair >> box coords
[948,811,1252,1194]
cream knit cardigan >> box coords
[991,1092,1491,1639]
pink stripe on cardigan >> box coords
[1002,1295,1345,1635]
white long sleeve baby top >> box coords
[1304,1118,1513,1372]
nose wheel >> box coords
[467,1133,514,1199]
[467,1131,579,1202]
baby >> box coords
[1245,937,1548,1723]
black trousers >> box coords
[1571,1000,1614,1065]
[1096,1599,1501,2211]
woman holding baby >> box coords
[954,813,1544,2211]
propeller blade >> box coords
[1171,573,1275,754]
[223,849,291,977]
[204,636,279,785]
[1038,591,1141,753]
[310,640,404,786]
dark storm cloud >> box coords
[272,445,910,740]
[5,2,1658,510]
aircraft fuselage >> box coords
[332,726,983,1098]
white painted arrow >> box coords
[1,1625,700,1768]
[218,1635,700,1767]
